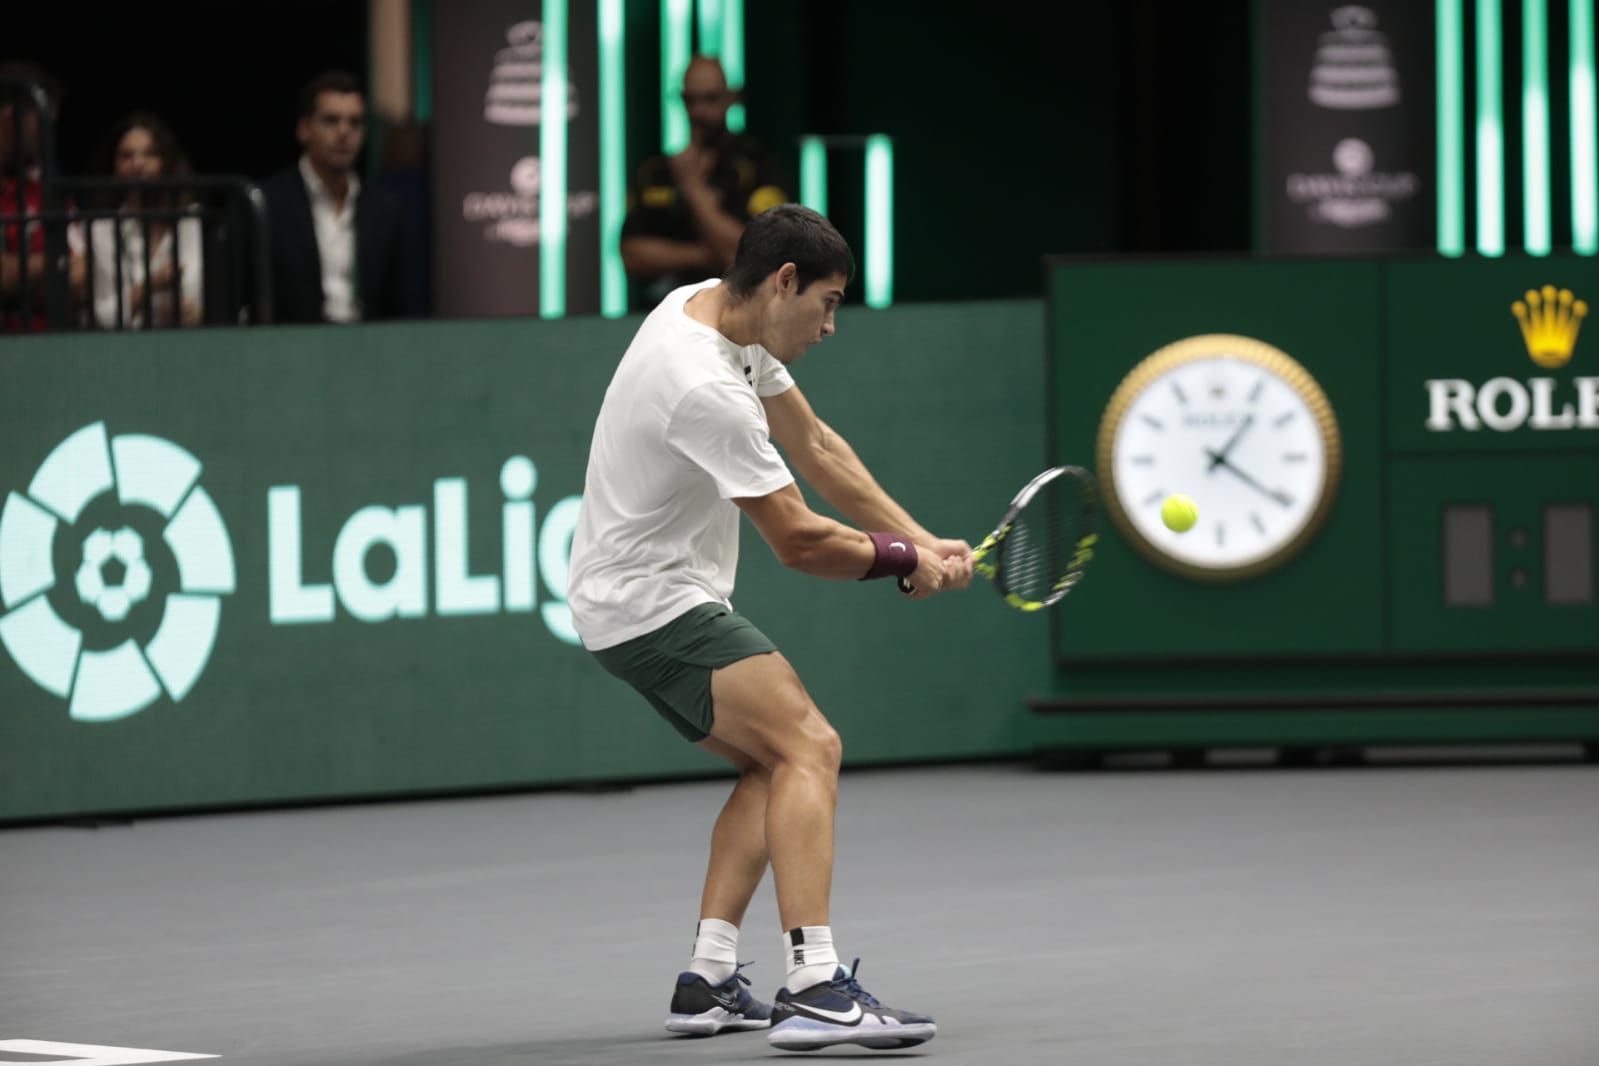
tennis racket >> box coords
[900,465,1098,611]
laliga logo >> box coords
[1425,284,1599,431]
[0,423,235,721]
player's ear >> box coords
[774,262,798,295]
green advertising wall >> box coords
[0,301,1051,823]
[1042,254,1599,749]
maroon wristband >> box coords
[860,532,919,580]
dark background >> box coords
[7,0,1253,305]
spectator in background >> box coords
[260,70,411,324]
[1,61,82,332]
[621,56,789,310]
[81,112,203,329]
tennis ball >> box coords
[1161,494,1198,533]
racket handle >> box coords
[897,577,915,595]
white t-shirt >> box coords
[568,280,797,650]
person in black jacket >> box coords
[260,71,412,324]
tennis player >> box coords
[568,204,972,1051]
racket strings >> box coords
[1001,479,1081,604]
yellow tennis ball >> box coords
[1161,494,1198,533]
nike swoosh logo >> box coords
[889,542,906,552]
[796,1002,863,1024]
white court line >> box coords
[0,1040,219,1065]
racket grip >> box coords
[897,577,915,595]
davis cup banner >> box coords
[431,0,600,315]
[1260,2,1435,252]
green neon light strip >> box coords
[1476,0,1505,255]
[662,0,692,152]
[599,0,626,316]
[697,0,722,55]
[540,0,568,317]
[1438,0,1465,254]
[1525,0,1552,254]
[799,136,828,216]
[722,0,745,133]
[864,135,893,310]
[1574,0,1599,253]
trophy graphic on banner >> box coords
[1309,5,1400,110]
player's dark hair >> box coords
[299,70,364,118]
[724,204,855,299]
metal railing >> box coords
[3,178,273,332]
[3,75,272,331]
[57,176,273,328]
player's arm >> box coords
[735,483,946,596]
[672,380,945,595]
[763,385,974,585]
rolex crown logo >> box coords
[1511,284,1587,368]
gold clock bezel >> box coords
[1095,334,1343,582]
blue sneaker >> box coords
[767,958,936,1051]
[664,963,773,1035]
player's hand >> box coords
[901,550,950,601]
[923,537,974,589]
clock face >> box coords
[1100,338,1341,578]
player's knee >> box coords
[773,713,841,779]
[806,718,843,776]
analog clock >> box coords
[1096,334,1342,580]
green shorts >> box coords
[589,603,778,742]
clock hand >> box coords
[1206,414,1255,471]
[1203,449,1294,507]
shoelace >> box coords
[831,957,883,1009]
[716,960,760,1008]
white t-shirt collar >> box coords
[676,280,767,386]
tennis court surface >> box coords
[4,763,1596,1065]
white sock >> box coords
[784,925,841,992]
[688,918,739,984]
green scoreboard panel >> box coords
[1041,254,1599,748]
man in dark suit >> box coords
[261,71,413,324]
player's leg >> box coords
[694,735,771,928]
[601,607,781,1035]
[664,735,777,1035]
[707,651,841,933]
[591,604,928,1046]
[708,652,937,1052]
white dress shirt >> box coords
[298,155,361,323]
